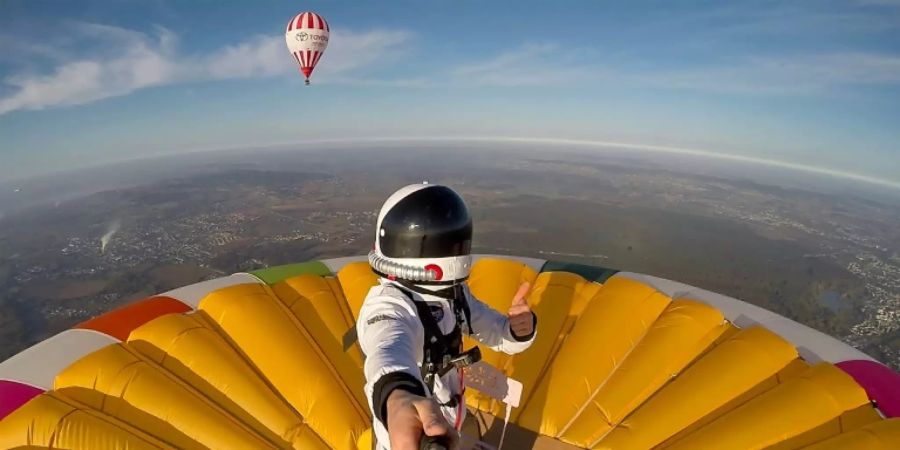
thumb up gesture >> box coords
[508,282,535,338]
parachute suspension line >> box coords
[498,403,513,450]
[455,370,465,430]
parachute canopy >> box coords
[1,255,898,449]
[285,11,330,85]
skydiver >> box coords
[357,183,538,450]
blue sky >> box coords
[1,0,899,186]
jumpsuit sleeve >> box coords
[464,285,537,355]
[357,287,429,427]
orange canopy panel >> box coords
[75,296,192,340]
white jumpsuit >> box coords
[356,278,536,449]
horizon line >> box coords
[4,135,899,191]
[376,136,900,190]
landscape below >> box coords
[2,148,898,372]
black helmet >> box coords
[369,183,473,283]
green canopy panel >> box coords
[540,260,619,283]
[250,261,333,284]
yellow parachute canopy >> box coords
[0,255,898,449]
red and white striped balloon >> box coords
[285,11,330,85]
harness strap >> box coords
[395,286,468,409]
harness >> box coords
[395,283,476,408]
[341,281,482,411]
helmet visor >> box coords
[379,186,473,258]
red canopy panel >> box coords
[75,296,191,341]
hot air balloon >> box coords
[1,255,898,449]
[285,11,330,85]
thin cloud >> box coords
[0,26,178,113]
[201,35,292,80]
[315,29,412,76]
[856,0,900,6]
[0,23,414,114]
[201,28,413,80]
[707,4,900,36]
[449,42,900,95]
[630,53,900,95]
[451,43,599,86]
[0,36,67,64]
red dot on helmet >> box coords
[425,264,443,280]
